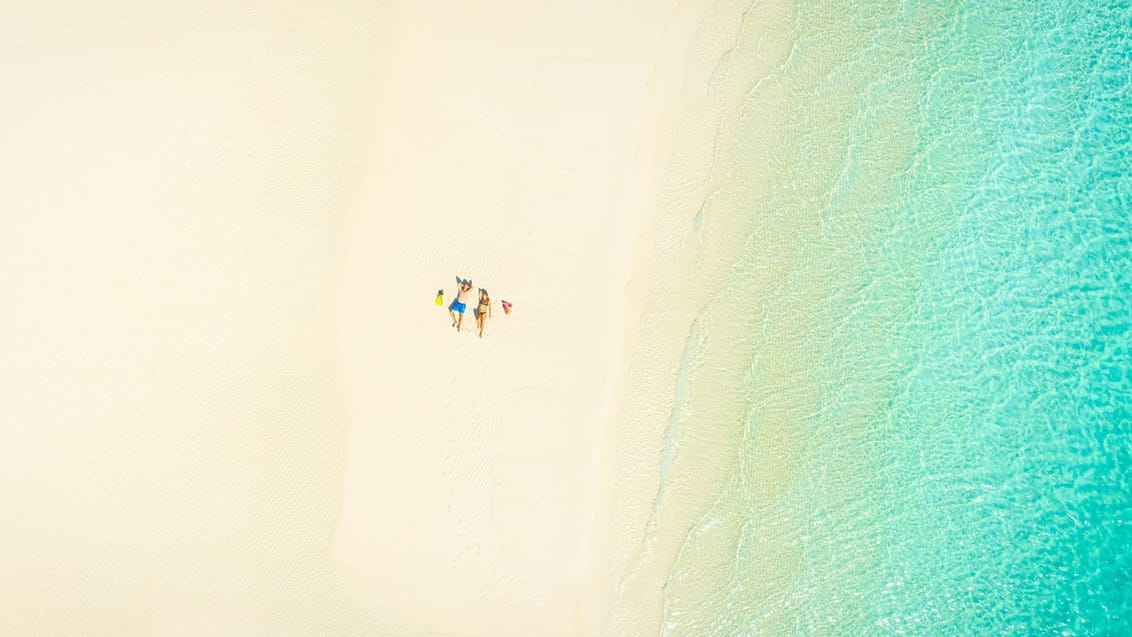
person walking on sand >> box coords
[449,279,473,331]
[475,289,492,338]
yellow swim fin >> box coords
[435,289,444,306]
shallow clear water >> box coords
[657,0,1132,633]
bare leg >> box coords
[449,309,457,327]
[457,312,464,331]
[478,313,485,338]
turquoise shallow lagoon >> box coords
[646,0,1131,633]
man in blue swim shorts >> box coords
[449,279,473,331]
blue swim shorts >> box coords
[449,300,467,314]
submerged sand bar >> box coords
[333,2,708,634]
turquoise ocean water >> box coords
[653,0,1131,633]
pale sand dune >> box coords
[332,2,712,635]
[0,1,406,633]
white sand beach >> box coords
[332,2,714,635]
[1,0,726,634]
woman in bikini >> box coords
[476,289,492,338]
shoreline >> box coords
[600,0,801,633]
[578,0,717,632]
